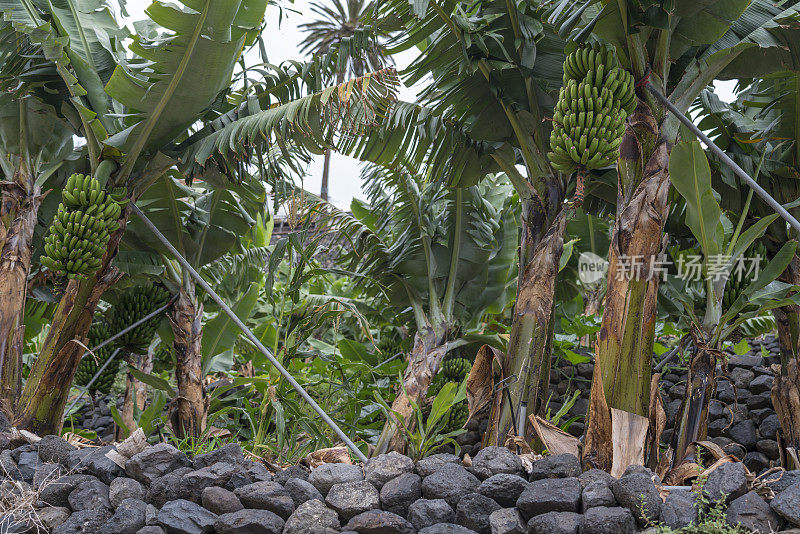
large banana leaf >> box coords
[104,0,268,170]
[668,141,724,262]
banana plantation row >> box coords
[0,0,799,488]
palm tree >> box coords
[299,0,390,201]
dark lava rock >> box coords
[39,473,97,507]
[326,480,381,522]
[728,354,761,368]
[68,478,111,512]
[137,528,167,534]
[343,509,415,534]
[750,374,773,394]
[477,473,528,508]
[158,499,217,534]
[415,453,461,478]
[703,461,747,503]
[15,450,38,483]
[274,465,309,485]
[581,480,616,512]
[730,420,758,450]
[233,480,295,520]
[760,414,780,440]
[470,446,524,480]
[418,525,478,534]
[192,443,244,469]
[365,452,414,490]
[659,489,698,530]
[516,477,581,519]
[770,482,800,527]
[37,506,70,530]
[110,477,146,508]
[126,444,190,485]
[285,477,324,506]
[527,511,584,534]
[528,512,583,534]
[421,462,480,508]
[37,435,76,465]
[226,460,272,490]
[67,446,124,484]
[284,499,340,534]
[529,453,581,481]
[757,439,780,460]
[146,467,194,507]
[408,499,455,530]
[214,509,284,534]
[380,472,421,517]
[201,486,243,515]
[55,508,112,534]
[99,498,147,534]
[725,491,782,533]
[181,462,237,502]
[455,492,500,534]
[578,469,614,488]
[308,463,364,495]
[579,507,635,534]
[488,508,525,534]
[767,470,800,494]
[743,451,770,474]
[33,462,65,489]
[610,471,661,526]
[0,450,20,480]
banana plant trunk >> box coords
[668,344,715,468]
[14,211,128,435]
[487,205,569,445]
[772,257,800,467]
[0,176,40,409]
[373,321,448,455]
[584,102,669,473]
[118,350,153,439]
[169,289,207,439]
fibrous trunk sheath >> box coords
[0,180,40,410]
[170,289,207,439]
[772,257,800,467]
[373,324,447,455]
[488,209,569,445]
[15,211,127,435]
[584,102,669,472]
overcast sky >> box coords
[122,1,737,209]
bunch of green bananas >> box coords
[40,174,125,280]
[548,44,636,174]
[723,242,769,311]
[74,322,121,397]
[426,357,472,432]
[106,285,171,352]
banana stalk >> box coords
[584,103,669,472]
[169,289,207,439]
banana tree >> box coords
[0,95,78,409]
[662,141,799,477]
[326,0,580,446]
[326,169,517,453]
[0,0,271,434]
[694,71,800,466]
[120,171,269,437]
[556,0,800,473]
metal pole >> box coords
[646,84,800,235]
[67,347,122,415]
[130,203,368,463]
